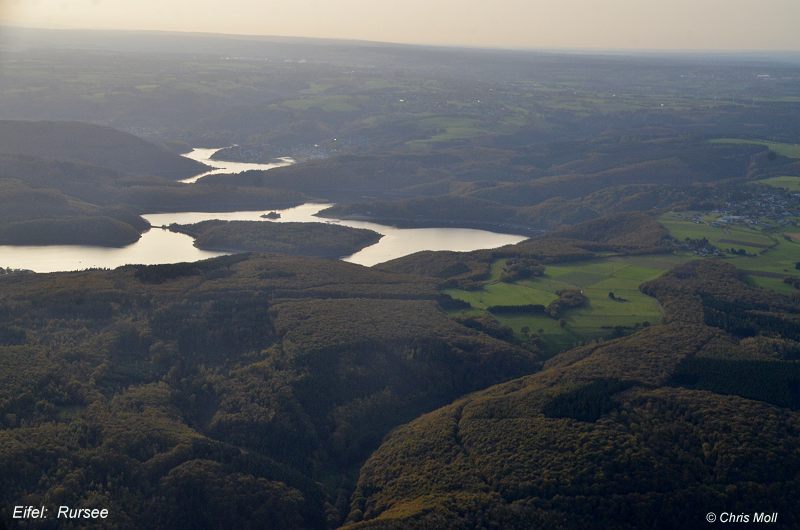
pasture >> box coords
[659,211,776,253]
[445,255,684,354]
[659,212,800,295]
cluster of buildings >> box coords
[712,187,800,229]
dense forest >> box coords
[1,229,799,528]
[2,217,799,527]
[0,254,539,528]
[0,121,207,179]
[168,220,382,258]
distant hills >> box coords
[0,120,207,180]
[0,121,305,246]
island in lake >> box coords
[168,219,383,258]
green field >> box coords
[659,211,776,252]
[445,255,686,354]
[659,211,800,295]
[728,236,800,294]
[407,116,485,146]
[710,138,800,158]
[756,176,800,192]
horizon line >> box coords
[3,23,800,58]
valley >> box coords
[1,26,799,529]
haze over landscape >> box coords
[1,2,800,529]
[3,0,800,51]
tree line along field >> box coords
[757,175,800,192]
[442,204,800,351]
[710,138,800,159]
[729,236,800,293]
[711,137,800,210]
[444,255,687,354]
[658,211,800,294]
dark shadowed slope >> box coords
[0,123,307,246]
[0,120,208,179]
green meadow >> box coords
[728,236,800,294]
[659,211,800,295]
[445,255,686,354]
[658,211,776,252]
[407,116,486,146]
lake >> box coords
[0,148,528,272]
[180,147,294,183]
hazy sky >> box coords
[2,0,800,51]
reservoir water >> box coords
[0,148,528,272]
[179,147,294,183]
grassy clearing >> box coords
[727,236,800,288]
[756,176,800,192]
[710,138,800,159]
[659,212,800,294]
[448,282,559,309]
[407,116,485,146]
[659,212,776,252]
[446,255,685,355]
